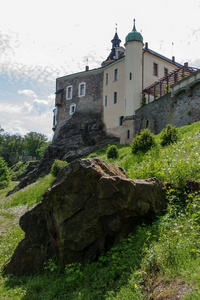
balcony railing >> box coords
[142,64,198,103]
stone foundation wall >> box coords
[120,119,135,144]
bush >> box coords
[0,156,10,189]
[88,153,97,158]
[131,129,156,154]
[160,124,179,147]
[51,159,68,177]
[106,145,119,159]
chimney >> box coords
[145,42,148,49]
[184,62,188,67]
[172,56,175,63]
[85,65,89,71]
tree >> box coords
[0,156,10,189]
[36,141,51,160]
[0,125,4,146]
[23,132,48,157]
[0,133,24,166]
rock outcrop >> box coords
[7,114,119,195]
[4,158,167,275]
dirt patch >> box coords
[145,279,191,300]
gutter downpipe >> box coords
[142,49,145,98]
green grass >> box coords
[0,173,55,210]
[0,174,55,299]
[0,122,200,299]
[95,121,200,188]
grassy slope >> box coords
[0,122,200,299]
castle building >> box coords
[53,20,184,143]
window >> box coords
[119,116,124,126]
[105,73,108,85]
[129,73,132,80]
[70,104,76,115]
[153,63,158,76]
[66,85,73,100]
[127,130,130,139]
[53,107,57,127]
[114,68,118,81]
[113,92,117,104]
[78,82,86,97]
[105,95,108,107]
[164,68,168,77]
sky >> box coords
[0,0,200,140]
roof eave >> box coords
[144,48,182,68]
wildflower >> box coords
[134,284,138,288]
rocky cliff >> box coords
[4,158,167,275]
[7,111,119,195]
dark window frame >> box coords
[153,63,158,76]
[113,91,117,104]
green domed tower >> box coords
[125,19,143,44]
[124,19,144,116]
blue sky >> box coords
[0,0,200,140]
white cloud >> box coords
[0,103,22,114]
[18,89,37,98]
[23,101,33,114]
[32,93,55,115]
[0,93,55,139]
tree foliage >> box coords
[23,132,48,158]
[0,126,50,166]
[0,156,10,189]
[0,133,24,166]
[36,141,51,160]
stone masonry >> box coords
[135,79,200,135]
[54,69,104,139]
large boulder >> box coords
[3,158,167,275]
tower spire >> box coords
[125,19,143,43]
[133,19,136,31]
[102,24,125,66]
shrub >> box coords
[160,124,178,147]
[88,153,97,158]
[0,156,10,189]
[51,159,68,177]
[106,145,119,159]
[141,97,147,107]
[131,129,156,154]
